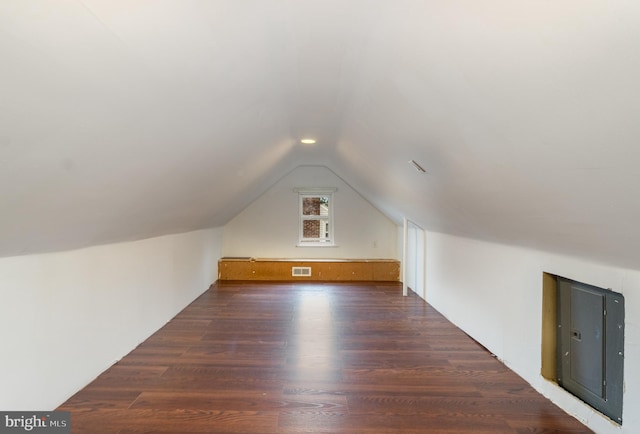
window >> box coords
[297,190,334,246]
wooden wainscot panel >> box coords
[373,260,401,281]
[253,261,290,280]
[218,258,400,282]
[218,257,254,280]
[342,262,371,281]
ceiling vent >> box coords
[409,160,427,173]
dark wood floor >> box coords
[58,281,591,433]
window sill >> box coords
[296,243,339,248]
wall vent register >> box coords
[292,267,312,277]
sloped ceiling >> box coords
[2,1,640,269]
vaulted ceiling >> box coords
[2,1,640,269]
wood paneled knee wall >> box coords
[218,257,400,282]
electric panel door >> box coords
[557,277,624,424]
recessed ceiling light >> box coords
[409,160,427,173]
[300,138,316,144]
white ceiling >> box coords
[2,1,640,269]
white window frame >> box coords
[295,188,336,247]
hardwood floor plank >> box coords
[66,409,279,433]
[347,394,565,416]
[129,391,347,412]
[58,282,591,433]
[283,381,483,397]
[75,366,169,391]
[277,411,514,433]
[59,390,142,410]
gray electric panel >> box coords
[557,277,624,424]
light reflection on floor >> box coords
[288,288,340,380]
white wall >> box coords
[424,231,639,434]
[0,227,223,410]
[222,165,398,259]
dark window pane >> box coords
[303,219,321,238]
[302,197,321,216]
